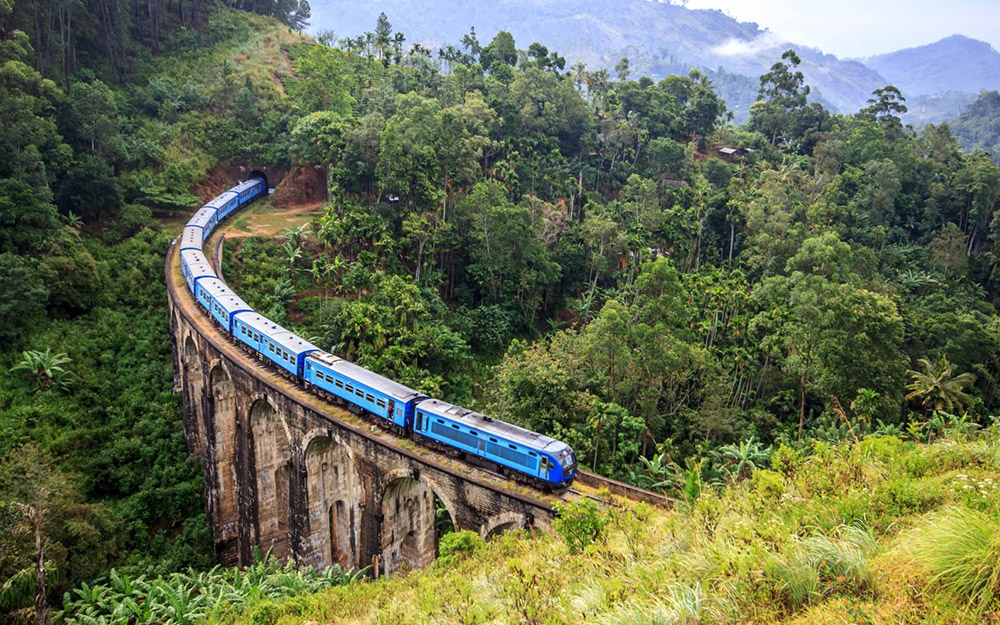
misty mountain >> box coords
[864,35,1000,98]
[311,0,992,123]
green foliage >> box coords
[906,507,1000,615]
[552,499,608,554]
[765,525,877,610]
[9,349,73,393]
[59,553,360,625]
[906,356,977,415]
[436,530,485,567]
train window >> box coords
[470,430,478,436]
[489,437,498,443]
[366,393,374,402]
[335,379,344,388]
[528,451,537,457]
[436,418,444,424]
[376,399,386,408]
[508,444,517,450]
[451,424,460,429]
[346,384,354,393]
[355,389,364,398]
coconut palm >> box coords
[905,356,976,415]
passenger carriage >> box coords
[231,178,266,206]
[194,278,252,332]
[188,206,220,242]
[205,191,240,221]
[180,226,203,252]
[179,249,215,292]
[304,351,426,430]
[413,398,578,488]
[232,312,318,378]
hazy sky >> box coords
[684,0,1000,58]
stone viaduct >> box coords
[166,239,557,576]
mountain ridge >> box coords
[310,0,995,121]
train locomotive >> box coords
[177,176,578,490]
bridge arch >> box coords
[209,363,238,536]
[249,398,291,562]
[182,334,205,454]
[302,433,361,570]
[378,469,456,576]
[480,511,529,540]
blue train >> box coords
[177,176,578,490]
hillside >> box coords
[949,90,1000,160]
[864,35,1000,98]
[206,431,1000,625]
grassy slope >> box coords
[205,431,1000,625]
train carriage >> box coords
[180,226,203,252]
[179,249,215,292]
[413,398,578,487]
[194,278,252,332]
[205,191,240,221]
[188,206,219,241]
[304,351,426,430]
[233,312,318,378]
[231,178,266,206]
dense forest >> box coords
[950,89,1000,161]
[2,0,1000,622]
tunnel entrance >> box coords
[248,170,269,190]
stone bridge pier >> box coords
[168,252,553,575]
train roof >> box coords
[416,398,571,454]
[199,278,251,313]
[203,191,238,210]
[181,226,202,249]
[269,330,320,356]
[233,312,319,355]
[185,262,216,282]
[180,248,212,267]
[231,178,264,194]
[188,206,217,229]
[306,351,425,402]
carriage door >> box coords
[387,400,395,421]
[538,456,549,478]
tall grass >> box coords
[906,506,1000,614]
[766,525,877,609]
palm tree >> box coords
[10,349,73,393]
[905,356,976,415]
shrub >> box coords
[907,506,1000,615]
[751,469,786,500]
[770,444,803,477]
[553,499,608,554]
[437,530,485,565]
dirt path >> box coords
[222,200,324,238]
